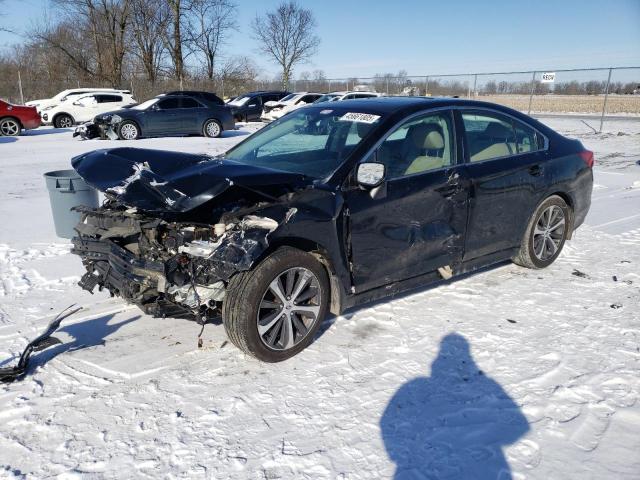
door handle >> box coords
[529,165,543,176]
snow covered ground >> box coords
[0,118,639,479]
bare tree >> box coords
[251,1,319,90]
[130,0,169,84]
[164,0,190,83]
[40,0,132,87]
[189,0,237,80]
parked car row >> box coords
[2,86,381,138]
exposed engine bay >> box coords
[72,201,290,319]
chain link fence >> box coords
[4,66,639,132]
[291,67,640,132]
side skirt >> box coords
[342,247,518,311]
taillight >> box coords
[579,150,594,168]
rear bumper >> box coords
[22,116,42,130]
[570,169,593,231]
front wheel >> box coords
[513,195,571,269]
[118,121,140,140]
[203,119,222,138]
[54,114,74,129]
[223,247,330,362]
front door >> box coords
[147,97,183,135]
[345,110,469,293]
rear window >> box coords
[462,110,545,162]
[180,98,201,108]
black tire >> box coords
[54,114,74,129]
[223,247,330,362]
[118,120,140,140]
[0,117,21,136]
[513,195,571,269]
[203,119,222,138]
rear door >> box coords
[93,94,124,120]
[345,109,470,292]
[178,97,208,133]
[459,109,549,260]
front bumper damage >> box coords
[72,204,288,319]
[74,116,121,140]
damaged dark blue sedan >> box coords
[70,97,593,361]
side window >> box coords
[180,98,201,109]
[513,120,544,153]
[157,98,181,110]
[96,95,122,103]
[249,96,262,107]
[462,112,517,162]
[376,111,454,179]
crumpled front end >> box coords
[72,203,290,318]
[74,114,123,140]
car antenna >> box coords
[0,305,83,382]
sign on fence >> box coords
[541,72,556,83]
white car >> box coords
[41,92,136,128]
[313,91,381,103]
[26,88,131,113]
[260,92,323,122]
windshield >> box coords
[224,107,383,179]
[278,93,297,102]
[314,94,340,103]
[227,95,250,107]
[132,98,158,110]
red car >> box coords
[0,99,41,136]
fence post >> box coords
[527,71,536,115]
[425,76,429,96]
[17,70,24,104]
[328,79,332,91]
[599,68,613,133]
[473,74,478,97]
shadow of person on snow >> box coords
[381,333,529,480]
[30,313,141,367]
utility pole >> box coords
[17,70,24,104]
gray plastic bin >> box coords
[44,169,99,239]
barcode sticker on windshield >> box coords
[339,112,380,124]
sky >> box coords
[1,0,639,79]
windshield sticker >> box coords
[339,112,381,124]
[319,109,333,115]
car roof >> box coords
[318,96,557,133]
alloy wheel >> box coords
[532,205,566,261]
[206,121,220,137]
[257,267,322,351]
[120,123,138,140]
[58,116,73,128]
[0,119,20,136]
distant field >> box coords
[477,94,640,115]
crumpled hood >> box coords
[72,147,309,213]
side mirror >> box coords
[357,162,385,188]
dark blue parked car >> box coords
[70,97,593,362]
[79,94,235,140]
